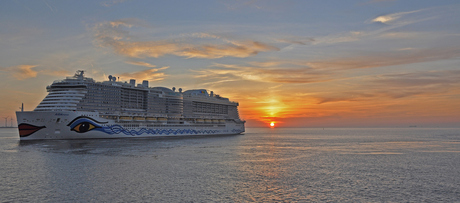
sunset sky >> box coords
[1,0,460,127]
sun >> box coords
[270,122,275,127]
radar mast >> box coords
[74,70,85,79]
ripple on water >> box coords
[1,128,460,202]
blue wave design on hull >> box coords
[97,125,225,136]
[67,117,243,137]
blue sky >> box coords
[1,0,460,127]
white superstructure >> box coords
[16,71,245,140]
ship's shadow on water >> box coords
[16,134,242,156]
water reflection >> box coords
[229,128,460,202]
[7,134,243,202]
[233,130,309,201]
[2,128,460,202]
[16,134,241,156]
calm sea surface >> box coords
[1,127,460,202]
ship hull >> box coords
[16,111,245,140]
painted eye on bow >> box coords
[67,116,106,134]
[71,122,97,133]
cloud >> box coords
[313,31,366,45]
[101,0,131,7]
[371,70,460,88]
[109,18,150,28]
[367,9,424,24]
[125,61,157,68]
[316,8,442,45]
[313,26,421,45]
[42,0,57,13]
[118,67,169,82]
[41,69,71,77]
[314,91,423,105]
[276,37,315,45]
[111,41,180,58]
[315,70,460,104]
[92,19,279,59]
[179,41,279,59]
[0,65,38,80]
[308,47,460,70]
[194,45,460,88]
[379,32,419,39]
[194,62,332,84]
[93,18,147,42]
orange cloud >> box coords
[307,47,460,70]
[192,55,460,127]
[194,62,332,84]
[93,19,279,59]
[112,41,180,58]
[179,41,279,59]
[118,67,169,82]
[125,61,157,68]
[108,18,148,28]
[311,69,460,106]
[1,65,38,80]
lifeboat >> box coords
[196,119,204,123]
[134,117,145,121]
[204,119,212,123]
[119,116,132,121]
[146,117,157,122]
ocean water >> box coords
[1,127,460,202]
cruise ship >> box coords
[16,70,245,140]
